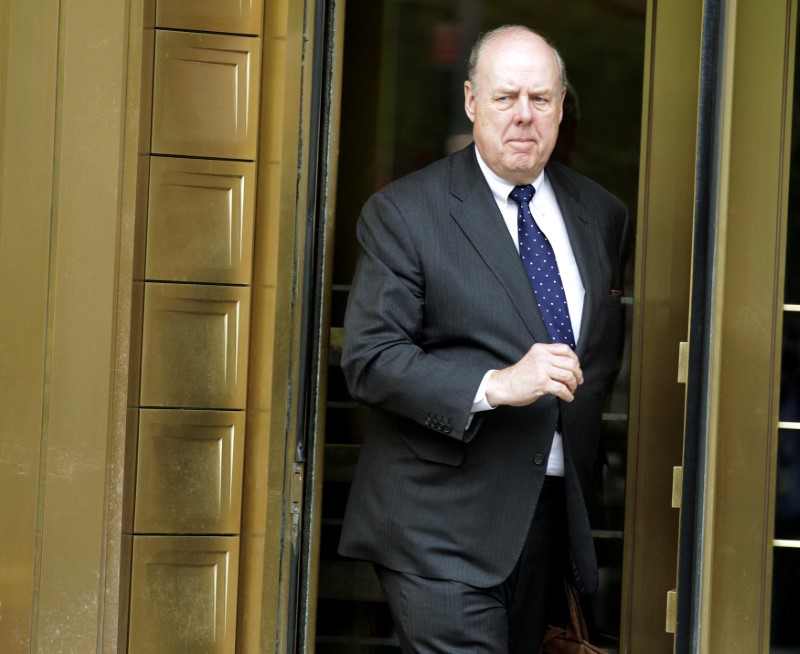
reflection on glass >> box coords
[323,1,645,651]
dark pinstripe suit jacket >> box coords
[338,144,628,593]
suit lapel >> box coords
[546,162,604,359]
[448,148,552,346]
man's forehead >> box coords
[489,79,560,94]
[478,57,561,90]
[479,37,557,75]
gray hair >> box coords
[467,25,568,96]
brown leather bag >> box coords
[540,582,608,654]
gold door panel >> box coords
[134,409,245,534]
[152,31,261,160]
[140,283,250,409]
[128,535,239,653]
[146,157,256,284]
[156,0,263,36]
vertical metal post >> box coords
[676,0,727,651]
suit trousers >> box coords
[374,476,569,654]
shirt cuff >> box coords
[471,369,497,413]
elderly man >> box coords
[339,25,628,653]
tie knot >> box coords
[510,184,535,205]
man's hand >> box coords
[485,343,584,407]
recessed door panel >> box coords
[152,31,261,160]
[128,535,239,653]
[140,283,250,409]
[134,409,245,534]
[146,157,255,285]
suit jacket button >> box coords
[533,454,545,466]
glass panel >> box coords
[775,430,800,542]
[778,284,800,548]
[322,1,645,651]
[784,89,800,308]
[771,546,800,653]
[780,313,800,422]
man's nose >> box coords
[513,98,534,122]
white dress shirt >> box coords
[470,149,585,476]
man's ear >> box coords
[464,81,476,122]
[557,86,566,124]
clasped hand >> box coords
[485,343,584,407]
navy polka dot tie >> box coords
[510,184,576,349]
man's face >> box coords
[464,30,565,185]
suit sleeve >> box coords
[341,191,489,442]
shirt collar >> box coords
[474,146,546,207]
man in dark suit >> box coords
[338,24,628,653]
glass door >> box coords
[314,1,647,651]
